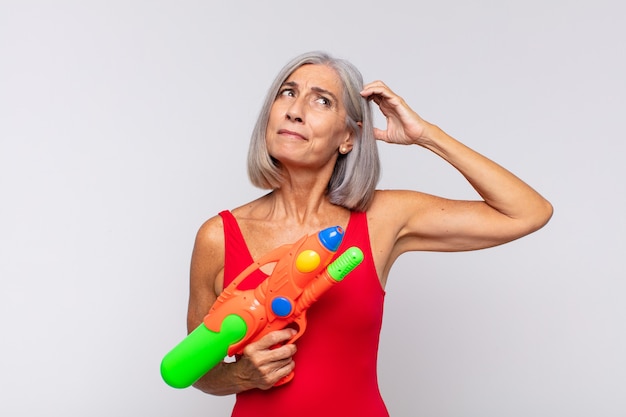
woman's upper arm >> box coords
[187,216,225,333]
[371,189,542,255]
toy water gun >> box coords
[160,226,364,389]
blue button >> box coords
[271,297,293,317]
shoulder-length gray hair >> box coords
[247,51,380,212]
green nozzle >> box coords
[327,247,364,282]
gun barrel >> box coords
[326,247,364,282]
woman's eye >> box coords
[315,96,331,106]
[279,89,295,97]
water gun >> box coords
[160,225,364,389]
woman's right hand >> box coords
[234,328,298,390]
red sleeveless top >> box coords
[219,210,389,417]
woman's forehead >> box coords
[285,64,342,92]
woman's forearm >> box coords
[192,360,245,396]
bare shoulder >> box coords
[366,189,456,267]
[368,189,440,224]
[365,190,433,278]
[370,188,443,205]
[193,197,266,254]
[190,197,268,282]
[194,214,225,258]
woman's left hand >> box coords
[360,81,432,146]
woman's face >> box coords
[265,64,353,170]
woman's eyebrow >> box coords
[311,86,339,103]
[281,81,298,89]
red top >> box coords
[219,210,389,416]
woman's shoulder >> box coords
[194,202,257,248]
[194,214,225,254]
[369,189,432,212]
[367,189,441,234]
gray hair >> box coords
[247,51,380,211]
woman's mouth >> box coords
[278,129,307,140]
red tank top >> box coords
[219,210,389,416]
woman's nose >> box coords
[285,99,304,123]
[286,113,303,123]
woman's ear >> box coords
[339,122,361,154]
[339,137,354,154]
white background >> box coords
[1,1,624,416]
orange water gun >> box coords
[160,226,364,389]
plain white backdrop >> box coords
[1,1,624,416]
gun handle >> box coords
[273,323,305,387]
[275,370,295,386]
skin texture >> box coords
[186,64,553,395]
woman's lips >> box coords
[278,129,307,140]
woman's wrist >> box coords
[414,122,446,149]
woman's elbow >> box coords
[524,198,554,234]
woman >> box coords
[186,51,553,416]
